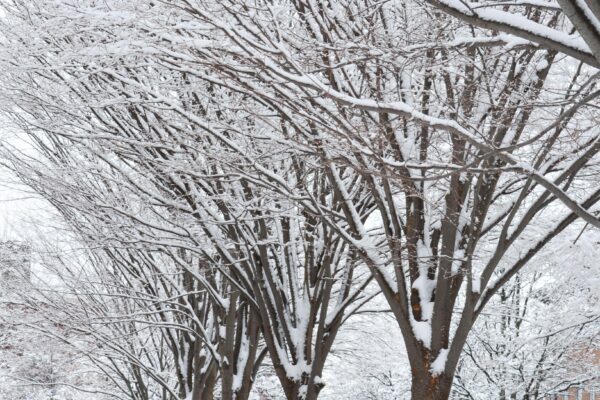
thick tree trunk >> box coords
[304,382,324,400]
[291,384,322,400]
[281,375,323,400]
[410,371,453,400]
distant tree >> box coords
[455,267,600,399]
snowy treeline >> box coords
[0,1,598,399]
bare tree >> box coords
[0,2,374,398]
[0,1,599,400]
[151,2,599,398]
[424,0,600,67]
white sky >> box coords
[0,169,44,240]
[0,113,52,241]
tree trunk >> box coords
[411,371,453,400]
[191,360,217,400]
[281,375,323,400]
[304,383,324,400]
[290,384,322,400]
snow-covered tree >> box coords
[425,0,600,67]
[0,1,598,400]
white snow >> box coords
[411,318,432,348]
[437,0,593,54]
[430,348,449,376]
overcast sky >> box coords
[0,164,47,241]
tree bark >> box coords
[191,361,217,400]
[411,370,453,400]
